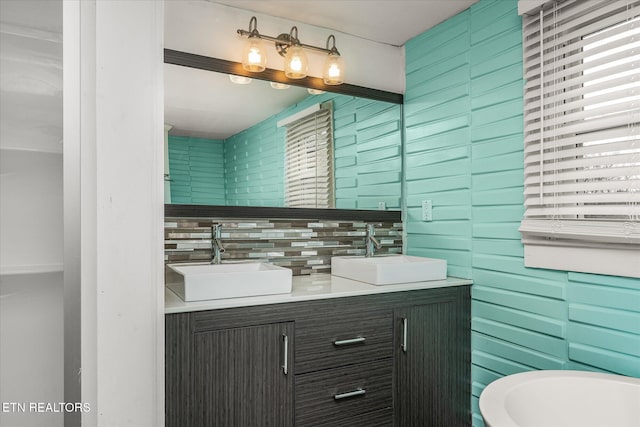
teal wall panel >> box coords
[224,122,286,207]
[405,0,640,425]
[404,6,472,279]
[168,136,225,205]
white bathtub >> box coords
[479,370,640,427]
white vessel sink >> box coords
[331,255,447,285]
[166,262,292,301]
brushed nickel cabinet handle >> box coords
[401,317,408,353]
[333,337,366,346]
[282,334,289,375]
[333,388,366,400]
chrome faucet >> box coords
[365,223,382,257]
[211,224,225,264]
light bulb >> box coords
[323,52,344,85]
[284,45,308,79]
[242,37,267,72]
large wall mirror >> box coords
[164,50,404,211]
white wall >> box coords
[63,0,165,425]
[164,0,406,94]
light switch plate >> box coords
[422,200,433,221]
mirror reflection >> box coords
[164,63,402,210]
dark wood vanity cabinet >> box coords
[165,285,470,427]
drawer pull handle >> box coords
[333,337,366,346]
[401,317,408,353]
[333,388,366,400]
[282,334,289,375]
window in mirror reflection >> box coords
[282,102,335,208]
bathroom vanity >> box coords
[165,275,471,427]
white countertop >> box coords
[165,273,472,314]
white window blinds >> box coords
[283,102,335,208]
[520,0,640,277]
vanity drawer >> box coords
[295,359,393,427]
[295,309,393,373]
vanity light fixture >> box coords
[237,16,345,84]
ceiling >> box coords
[166,0,478,139]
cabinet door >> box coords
[394,300,467,426]
[193,322,294,427]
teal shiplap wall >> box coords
[224,93,402,209]
[404,0,640,426]
[224,117,286,207]
[333,96,402,209]
[404,5,474,280]
[168,136,225,205]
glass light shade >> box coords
[242,37,267,72]
[270,82,290,90]
[284,45,308,79]
[229,75,252,85]
[323,53,344,85]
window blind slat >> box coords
[524,124,638,148]
[524,165,640,187]
[524,176,640,194]
[520,218,640,243]
[526,113,640,140]
[523,205,637,217]
[525,139,640,162]
[525,152,639,175]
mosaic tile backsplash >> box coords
[165,217,403,276]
